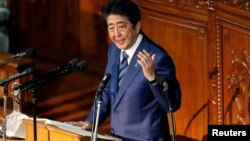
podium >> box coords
[46,125,86,141]
[23,120,49,141]
[22,119,121,141]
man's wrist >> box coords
[148,74,159,85]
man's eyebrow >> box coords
[108,23,114,27]
[108,21,126,26]
[117,21,125,24]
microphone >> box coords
[0,67,35,86]
[156,75,168,92]
[95,73,111,97]
[11,48,36,58]
[161,79,168,88]
[52,58,81,73]
[49,59,88,77]
[74,60,88,71]
[14,58,88,91]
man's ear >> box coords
[136,21,141,34]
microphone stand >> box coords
[0,57,27,140]
[15,60,86,141]
[1,83,9,141]
[31,88,37,141]
[91,94,102,141]
[162,82,176,141]
[26,80,43,141]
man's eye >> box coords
[118,26,126,30]
[108,27,114,31]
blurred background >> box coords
[1,0,250,141]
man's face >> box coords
[107,14,141,50]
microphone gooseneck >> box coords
[92,72,111,141]
[14,58,88,92]
[95,73,111,97]
[11,48,36,58]
[0,67,35,86]
[0,48,36,68]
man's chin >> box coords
[115,44,127,50]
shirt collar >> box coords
[120,34,143,64]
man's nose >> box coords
[114,27,121,36]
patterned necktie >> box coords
[118,51,128,88]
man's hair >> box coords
[101,0,141,27]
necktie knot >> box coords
[121,51,128,62]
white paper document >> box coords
[0,111,29,139]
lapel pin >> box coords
[135,62,139,67]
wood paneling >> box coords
[7,0,110,133]
[136,0,250,140]
[136,0,209,140]
[213,2,250,125]
[6,0,250,140]
[221,23,250,124]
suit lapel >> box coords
[109,46,120,104]
[112,36,149,110]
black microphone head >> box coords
[0,67,35,86]
[157,75,168,89]
[103,73,111,81]
[96,72,111,94]
[68,58,81,67]
[25,67,35,73]
[76,60,88,71]
[25,48,36,58]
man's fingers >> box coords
[143,49,150,57]
[64,121,92,130]
[81,121,92,130]
[64,121,77,126]
[151,54,156,61]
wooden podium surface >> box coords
[23,119,89,141]
[23,120,49,141]
[22,119,121,141]
[46,125,87,141]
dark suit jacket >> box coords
[86,34,181,141]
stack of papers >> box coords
[0,111,29,138]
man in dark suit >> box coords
[68,0,181,140]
